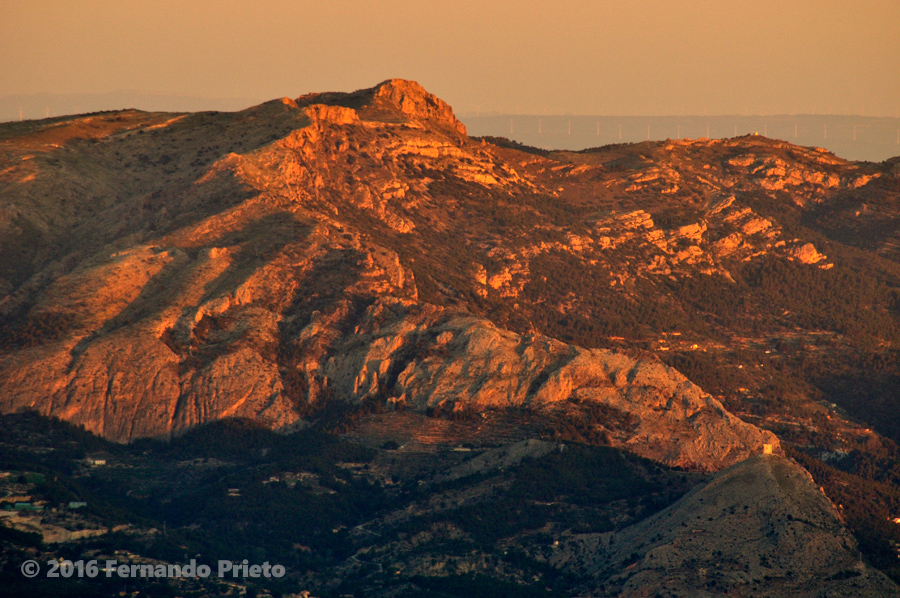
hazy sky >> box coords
[2,0,899,116]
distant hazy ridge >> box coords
[463,113,900,162]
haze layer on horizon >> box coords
[2,0,899,120]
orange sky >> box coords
[2,0,898,116]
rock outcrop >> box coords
[370,79,467,135]
[308,298,776,470]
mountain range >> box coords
[3,79,900,596]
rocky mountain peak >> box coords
[369,78,467,135]
[293,79,466,135]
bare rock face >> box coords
[791,241,827,264]
[551,455,900,597]
[370,79,467,135]
[304,104,360,126]
[309,297,776,471]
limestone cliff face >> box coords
[2,79,891,471]
[370,79,467,135]
[309,298,776,470]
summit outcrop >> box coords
[295,78,466,135]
